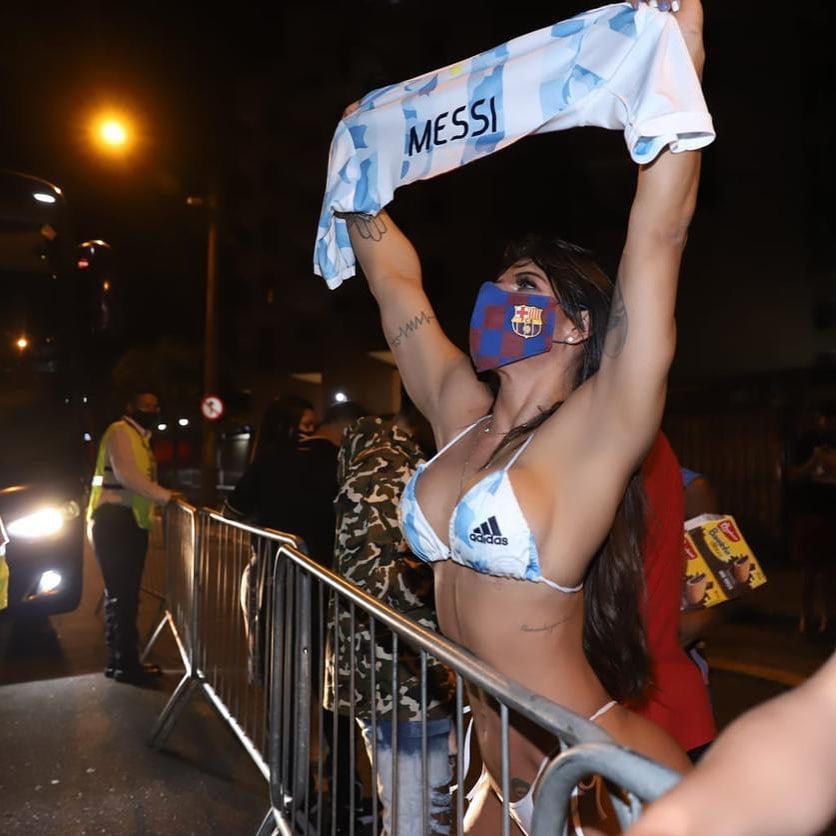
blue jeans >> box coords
[357,717,452,836]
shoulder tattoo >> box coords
[603,283,628,358]
[344,212,388,242]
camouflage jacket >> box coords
[323,416,454,722]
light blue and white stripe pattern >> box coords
[315,1,714,288]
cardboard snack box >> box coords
[681,514,767,611]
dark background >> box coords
[1,15,834,828]
[1,1,834,397]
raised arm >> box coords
[583,0,706,468]
[343,208,491,434]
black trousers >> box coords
[91,503,148,669]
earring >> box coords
[566,336,575,344]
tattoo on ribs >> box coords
[391,310,435,348]
[345,212,388,242]
[511,777,532,803]
[521,622,561,633]
[604,283,628,358]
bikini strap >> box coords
[450,706,474,796]
[426,415,491,465]
[504,431,536,470]
[463,712,474,782]
[541,576,584,595]
[589,700,617,722]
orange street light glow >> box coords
[99,119,127,146]
[90,113,133,154]
[16,336,29,350]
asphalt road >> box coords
[0,540,267,836]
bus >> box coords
[0,170,113,618]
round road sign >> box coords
[201,394,225,422]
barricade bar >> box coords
[531,742,682,835]
[273,542,612,748]
[147,500,683,835]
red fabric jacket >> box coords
[634,432,716,752]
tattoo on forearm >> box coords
[344,212,388,242]
[604,283,628,358]
[511,778,531,803]
[391,310,435,348]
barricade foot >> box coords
[148,672,200,749]
[257,808,296,836]
[140,611,170,663]
[255,808,278,836]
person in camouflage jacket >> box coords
[324,414,454,835]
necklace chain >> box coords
[459,415,493,498]
[457,411,541,498]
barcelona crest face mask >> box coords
[468,282,558,372]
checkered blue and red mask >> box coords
[468,282,558,372]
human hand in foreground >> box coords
[622,652,836,836]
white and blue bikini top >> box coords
[400,416,583,595]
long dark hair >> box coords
[251,395,314,463]
[490,235,649,702]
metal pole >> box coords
[199,190,219,507]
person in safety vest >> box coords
[0,515,8,659]
[87,386,174,685]
[0,514,8,612]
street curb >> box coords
[708,657,807,687]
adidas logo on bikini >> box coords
[469,516,509,546]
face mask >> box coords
[131,410,159,432]
[468,282,558,372]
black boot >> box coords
[112,661,163,685]
[103,590,118,678]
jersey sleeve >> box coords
[602,9,714,164]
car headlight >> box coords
[24,569,65,602]
[6,501,81,541]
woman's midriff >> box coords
[433,560,613,782]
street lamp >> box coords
[90,114,131,154]
[88,120,221,505]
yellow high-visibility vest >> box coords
[0,515,7,610]
[87,420,156,530]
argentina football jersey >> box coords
[314,1,715,288]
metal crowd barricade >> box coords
[135,511,169,655]
[262,542,683,836]
[143,510,168,601]
[532,742,682,834]
[142,500,198,669]
[146,502,307,836]
[147,502,682,835]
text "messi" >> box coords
[407,97,498,157]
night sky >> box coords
[2,1,835,387]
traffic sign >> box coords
[201,394,225,422]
